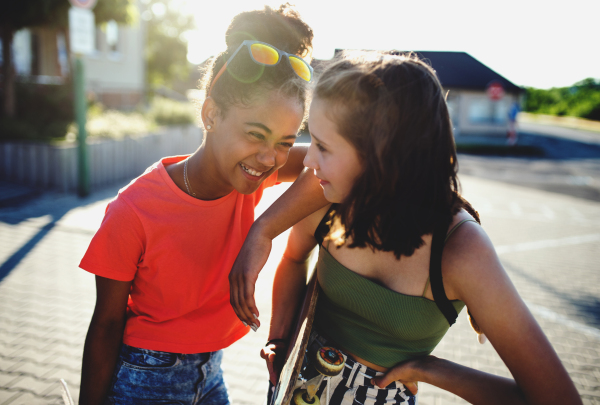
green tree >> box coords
[141,0,195,91]
[0,0,134,117]
[523,78,600,121]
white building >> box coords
[5,14,145,109]
[330,50,523,137]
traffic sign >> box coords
[69,7,95,55]
[68,0,97,9]
[486,81,505,101]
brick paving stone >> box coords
[1,176,600,404]
[0,375,20,389]
[1,390,63,405]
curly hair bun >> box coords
[199,4,313,115]
[225,3,313,59]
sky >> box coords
[181,0,599,89]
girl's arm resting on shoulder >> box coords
[229,167,328,326]
[376,224,581,405]
[261,206,326,385]
[79,276,132,405]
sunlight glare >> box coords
[183,0,598,88]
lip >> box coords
[239,163,268,182]
[318,178,329,186]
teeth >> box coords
[240,163,263,177]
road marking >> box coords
[526,302,600,341]
[496,233,600,255]
[509,202,523,216]
[567,207,586,222]
[540,205,555,220]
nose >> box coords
[303,142,318,170]
[256,144,277,168]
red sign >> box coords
[486,81,505,101]
[69,0,97,9]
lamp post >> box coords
[68,0,97,196]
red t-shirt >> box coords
[80,155,278,353]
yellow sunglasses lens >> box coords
[288,56,312,82]
[250,43,280,65]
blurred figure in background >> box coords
[507,101,520,146]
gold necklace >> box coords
[183,158,197,197]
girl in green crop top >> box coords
[230,52,582,405]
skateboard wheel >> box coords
[293,389,320,405]
[314,347,345,377]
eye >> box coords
[249,132,265,140]
[316,142,327,152]
[279,141,294,149]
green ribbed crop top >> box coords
[314,223,471,368]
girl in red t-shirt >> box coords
[78,5,327,405]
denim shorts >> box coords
[106,344,230,405]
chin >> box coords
[235,180,263,195]
[322,189,341,204]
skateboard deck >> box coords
[272,267,320,405]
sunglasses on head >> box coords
[208,40,313,97]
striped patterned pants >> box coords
[268,331,417,405]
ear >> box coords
[201,97,220,132]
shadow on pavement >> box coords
[457,132,600,160]
[0,183,126,283]
[505,262,600,329]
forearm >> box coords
[79,318,125,405]
[416,357,527,405]
[268,255,311,341]
[255,168,327,240]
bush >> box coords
[524,78,600,121]
[149,96,197,126]
[1,87,197,141]
[83,109,154,139]
[0,81,74,141]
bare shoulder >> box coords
[293,203,332,239]
[284,204,332,263]
[441,209,503,300]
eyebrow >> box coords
[246,122,298,140]
[309,131,327,145]
[246,122,272,134]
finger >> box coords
[241,275,260,328]
[267,360,277,385]
[371,374,395,390]
[404,382,418,395]
[229,274,249,326]
[231,271,255,327]
[371,376,418,396]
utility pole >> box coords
[68,0,97,196]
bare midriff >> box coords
[341,346,389,372]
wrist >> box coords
[251,216,278,240]
[412,355,441,383]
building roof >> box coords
[330,50,522,93]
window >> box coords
[106,20,120,55]
[468,99,508,125]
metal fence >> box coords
[0,125,203,192]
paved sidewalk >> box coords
[0,174,599,404]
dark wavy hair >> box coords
[199,4,313,120]
[316,51,462,259]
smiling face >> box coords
[304,97,363,203]
[206,92,304,196]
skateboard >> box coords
[272,267,346,405]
